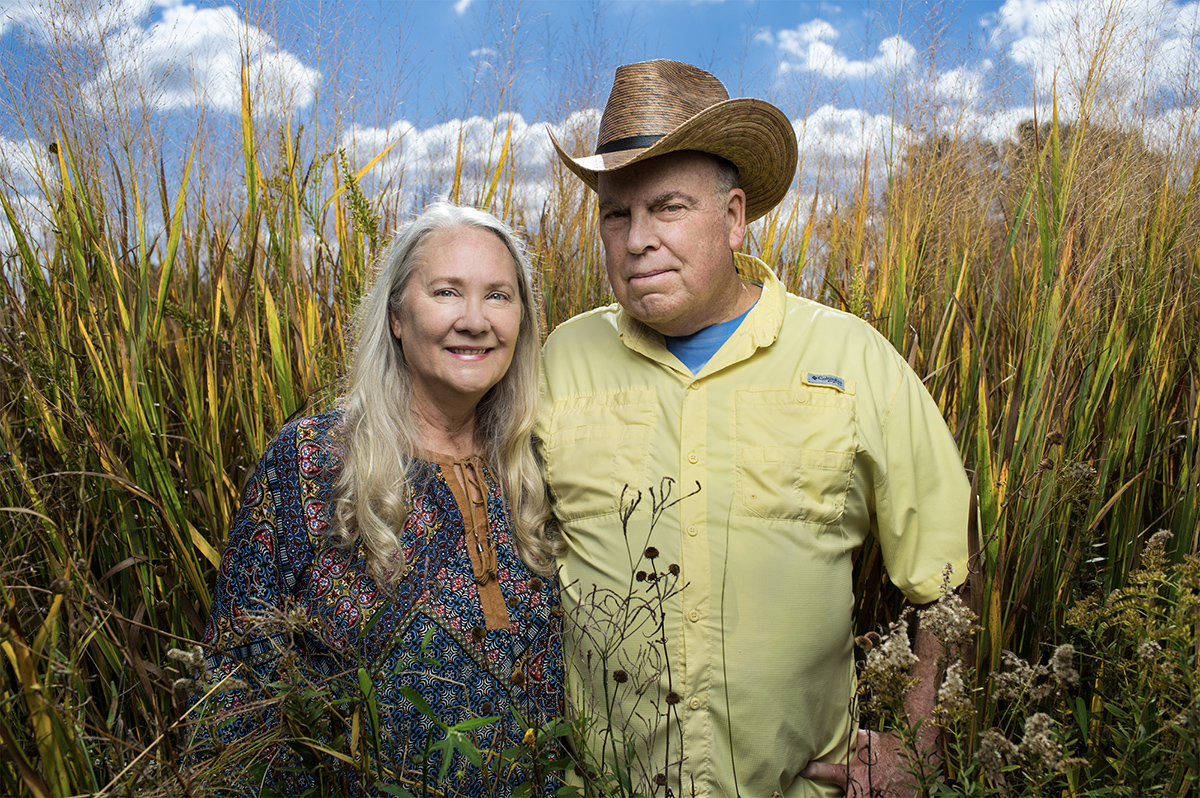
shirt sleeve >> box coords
[869,360,972,604]
[533,359,551,461]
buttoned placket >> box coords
[678,374,711,788]
[611,267,780,796]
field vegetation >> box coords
[1,4,1199,796]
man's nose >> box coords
[626,211,659,254]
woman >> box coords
[196,203,564,796]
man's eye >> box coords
[661,203,683,213]
[434,289,456,297]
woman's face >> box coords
[390,225,523,417]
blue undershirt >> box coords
[664,298,757,374]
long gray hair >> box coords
[332,203,559,580]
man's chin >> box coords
[621,300,678,332]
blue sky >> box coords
[3,0,1200,230]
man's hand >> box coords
[800,728,940,797]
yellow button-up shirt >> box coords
[536,254,970,797]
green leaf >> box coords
[449,715,500,732]
[398,686,444,729]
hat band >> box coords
[595,134,665,155]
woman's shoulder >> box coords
[250,409,346,492]
[267,409,344,454]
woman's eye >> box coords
[488,292,510,301]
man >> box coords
[535,60,971,797]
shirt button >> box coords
[689,697,702,710]
[687,525,698,537]
[594,394,607,405]
[688,382,700,391]
[688,609,700,622]
[687,453,698,464]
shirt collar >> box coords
[615,253,786,373]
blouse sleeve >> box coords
[194,422,316,752]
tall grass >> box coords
[2,24,1199,798]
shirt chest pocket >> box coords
[544,389,657,521]
[735,387,857,524]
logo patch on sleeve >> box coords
[805,372,846,392]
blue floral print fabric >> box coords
[197,411,562,796]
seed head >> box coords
[1147,529,1173,552]
[918,571,978,652]
[935,661,974,724]
[860,609,919,716]
[977,728,1018,781]
[1020,713,1064,773]
[1050,644,1079,687]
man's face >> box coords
[597,151,747,337]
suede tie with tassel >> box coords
[437,454,510,630]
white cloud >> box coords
[471,46,497,59]
[454,0,473,16]
[337,109,594,216]
[795,106,912,164]
[81,2,320,117]
[0,135,54,253]
[933,64,992,106]
[943,105,1038,144]
[0,0,158,44]
[994,0,1200,115]
[1144,104,1200,152]
[0,1,319,117]
[775,20,917,79]
[0,135,44,188]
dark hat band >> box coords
[595,133,665,155]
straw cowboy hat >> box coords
[551,59,798,222]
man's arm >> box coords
[800,606,949,797]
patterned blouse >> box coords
[197,411,563,796]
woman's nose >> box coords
[455,299,489,334]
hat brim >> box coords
[550,97,797,223]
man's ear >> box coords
[726,188,747,251]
